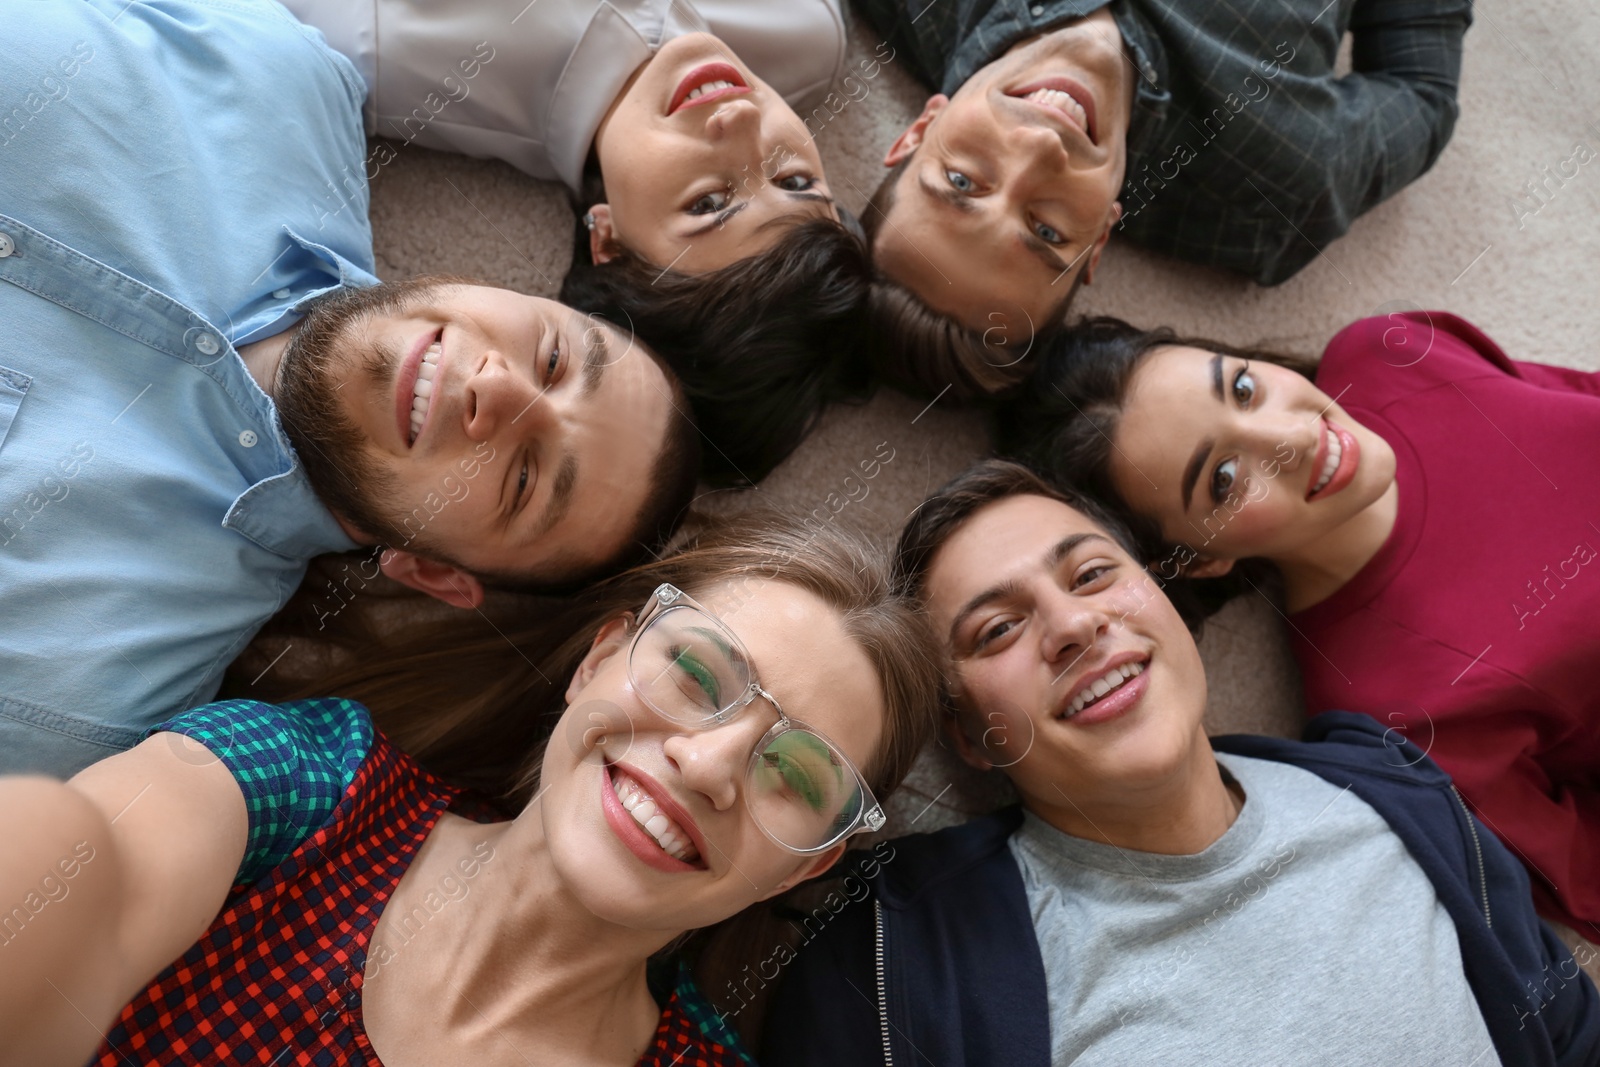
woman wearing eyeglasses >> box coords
[0,516,941,1067]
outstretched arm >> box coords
[0,734,246,1067]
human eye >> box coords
[1032,218,1066,245]
[544,343,560,385]
[759,733,842,813]
[1232,364,1256,406]
[945,169,975,194]
[973,617,1018,651]
[775,173,816,193]
[1072,561,1118,591]
[512,456,529,509]
[1210,457,1239,504]
[687,187,733,215]
[669,646,722,708]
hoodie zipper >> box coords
[874,899,894,1066]
[1451,785,1491,928]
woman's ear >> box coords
[565,612,633,705]
[1183,555,1236,579]
[763,842,848,898]
[584,203,620,265]
[884,94,949,166]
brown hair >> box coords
[862,159,1082,399]
[279,511,943,809]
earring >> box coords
[583,213,597,231]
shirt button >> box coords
[193,332,221,356]
[1030,4,1044,14]
[0,233,13,258]
[238,430,258,448]
[273,288,292,299]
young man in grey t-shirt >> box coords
[760,460,1598,1066]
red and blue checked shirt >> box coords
[91,698,754,1067]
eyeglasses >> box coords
[626,583,886,854]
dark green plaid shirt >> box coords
[852,0,1471,284]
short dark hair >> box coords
[560,216,873,486]
[862,157,1082,399]
[993,317,1319,619]
[278,277,701,595]
[893,459,1143,600]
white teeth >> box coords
[408,341,441,445]
[685,79,737,101]
[610,771,700,864]
[1024,87,1088,132]
[1310,426,1343,495]
[1064,661,1145,718]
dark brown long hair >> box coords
[273,511,943,809]
[994,317,1318,619]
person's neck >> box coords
[1027,729,1244,855]
[363,813,673,1065]
[1274,479,1400,613]
[237,328,293,400]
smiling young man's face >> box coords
[921,493,1207,814]
[276,281,682,604]
[873,9,1134,341]
[588,33,839,274]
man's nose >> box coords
[1010,120,1069,173]
[462,352,544,443]
[1038,584,1110,667]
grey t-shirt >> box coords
[1009,753,1499,1065]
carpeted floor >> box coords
[362,0,1600,968]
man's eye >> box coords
[975,618,1017,649]
[945,169,975,193]
[688,188,733,215]
[1072,564,1115,589]
[1233,366,1256,405]
[1211,458,1239,503]
[514,460,529,505]
[1033,219,1066,245]
[544,345,560,384]
[776,173,816,193]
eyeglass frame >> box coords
[624,582,888,854]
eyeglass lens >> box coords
[631,605,866,851]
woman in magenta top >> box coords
[0,519,939,1067]
[1000,311,1600,939]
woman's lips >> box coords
[599,762,705,874]
[668,62,750,114]
[1306,420,1362,502]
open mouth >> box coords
[609,766,702,865]
[407,340,441,445]
[669,62,750,114]
[1306,419,1360,501]
[1062,659,1144,719]
[1008,76,1097,143]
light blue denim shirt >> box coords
[0,0,379,776]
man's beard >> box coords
[273,279,447,550]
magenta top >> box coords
[1290,312,1600,937]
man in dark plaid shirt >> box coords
[856,0,1471,393]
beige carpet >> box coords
[363,0,1600,969]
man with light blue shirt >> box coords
[0,0,700,777]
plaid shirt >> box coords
[91,699,754,1067]
[852,0,1471,283]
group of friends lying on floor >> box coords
[3,0,1595,1064]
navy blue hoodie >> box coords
[761,713,1600,1066]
